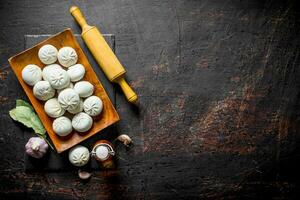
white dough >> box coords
[67,99,83,114]
[42,64,62,81]
[33,81,55,101]
[44,98,65,118]
[83,96,103,116]
[73,81,94,98]
[67,64,85,82]
[38,44,58,65]
[72,112,93,132]
[57,82,74,94]
[22,64,42,86]
[68,145,90,167]
[47,68,70,89]
[52,116,72,136]
[58,88,80,110]
[57,47,78,67]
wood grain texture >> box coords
[1,0,300,199]
[9,29,119,153]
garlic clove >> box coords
[78,170,92,180]
[117,134,132,146]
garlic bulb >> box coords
[25,137,48,158]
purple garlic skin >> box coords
[25,137,48,159]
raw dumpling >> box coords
[33,81,55,101]
[22,64,42,86]
[52,116,72,136]
[73,81,94,98]
[47,68,70,89]
[42,64,62,81]
[83,96,103,116]
[72,112,93,132]
[67,64,85,82]
[57,82,74,94]
[57,47,78,67]
[44,98,65,118]
[67,99,83,114]
[38,44,58,64]
[58,88,80,110]
[68,145,90,167]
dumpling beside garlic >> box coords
[58,47,78,67]
[33,81,55,101]
[22,64,42,86]
[68,145,90,167]
[73,81,94,98]
[67,64,85,82]
[25,137,48,159]
[38,44,58,65]
[52,116,73,136]
[83,96,103,116]
[72,112,93,132]
[44,98,65,118]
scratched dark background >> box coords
[1,0,300,199]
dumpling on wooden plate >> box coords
[38,44,58,65]
[33,81,55,101]
[22,64,42,86]
[57,46,78,68]
[83,96,103,116]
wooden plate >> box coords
[8,28,119,153]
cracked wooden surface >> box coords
[1,0,300,199]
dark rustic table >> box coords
[1,0,300,199]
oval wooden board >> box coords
[8,28,119,153]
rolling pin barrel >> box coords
[70,6,138,104]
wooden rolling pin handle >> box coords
[117,78,138,104]
[70,6,89,29]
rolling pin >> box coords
[70,6,138,104]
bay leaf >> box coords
[9,106,46,135]
[16,99,34,111]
